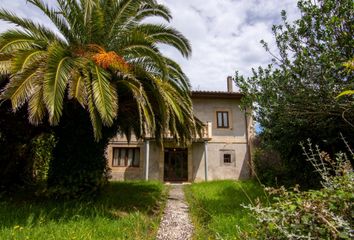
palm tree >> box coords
[0,0,200,142]
[0,0,202,194]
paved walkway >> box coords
[156,184,194,240]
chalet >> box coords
[106,77,253,182]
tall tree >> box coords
[0,0,199,141]
[236,0,354,187]
[0,0,201,194]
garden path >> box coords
[156,184,194,240]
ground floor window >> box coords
[112,147,140,167]
[220,149,235,166]
[223,153,232,163]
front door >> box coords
[164,148,188,182]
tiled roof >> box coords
[191,90,243,99]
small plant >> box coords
[244,139,354,239]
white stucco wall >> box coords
[191,96,251,181]
[106,94,252,181]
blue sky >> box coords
[0,0,300,91]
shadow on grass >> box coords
[0,181,164,229]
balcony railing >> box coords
[109,122,212,143]
[201,121,212,140]
[160,122,212,141]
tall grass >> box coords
[184,180,266,240]
[0,181,167,240]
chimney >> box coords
[227,76,233,92]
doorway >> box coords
[164,148,188,182]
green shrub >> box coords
[245,140,354,239]
[252,135,323,189]
[0,76,50,189]
[46,102,117,198]
[253,147,289,187]
[31,133,56,183]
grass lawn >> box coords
[0,181,167,240]
[184,180,267,240]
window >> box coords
[216,111,229,128]
[223,154,231,163]
[220,150,235,166]
[112,148,140,167]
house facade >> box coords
[106,77,253,182]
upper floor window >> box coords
[112,147,140,167]
[216,111,229,128]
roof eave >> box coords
[191,91,244,99]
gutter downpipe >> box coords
[204,141,208,181]
[244,109,253,178]
[145,140,150,180]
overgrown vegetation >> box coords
[46,102,117,198]
[184,180,267,240]
[252,137,292,187]
[233,0,353,238]
[0,181,167,240]
[0,75,53,189]
[236,0,354,187]
[244,141,353,239]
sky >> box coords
[0,0,300,91]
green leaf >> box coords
[336,90,354,98]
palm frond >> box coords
[118,77,155,135]
[158,79,184,123]
[80,0,96,26]
[27,0,74,44]
[165,57,191,90]
[84,70,103,140]
[89,2,106,44]
[0,53,12,74]
[43,42,72,125]
[0,53,12,61]
[135,24,191,58]
[0,8,62,43]
[0,29,38,53]
[91,65,118,126]
[68,70,87,107]
[0,65,40,110]
[141,72,198,144]
[135,3,172,22]
[107,0,145,39]
[122,43,168,79]
[11,49,46,72]
[28,83,46,125]
[57,0,85,42]
[0,60,11,74]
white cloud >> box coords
[0,0,300,91]
[157,0,300,91]
[0,0,58,32]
